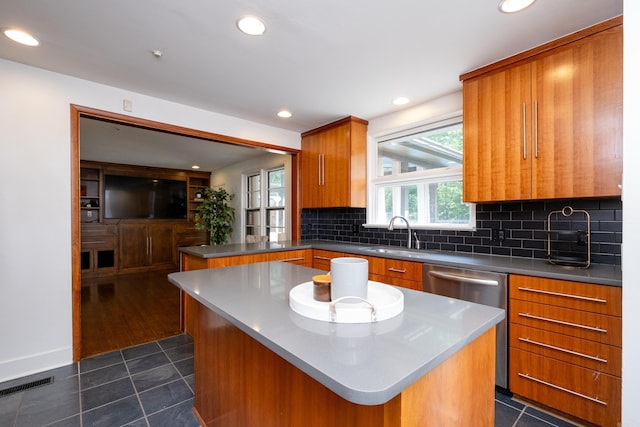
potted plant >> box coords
[194,187,236,245]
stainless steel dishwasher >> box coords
[423,264,508,390]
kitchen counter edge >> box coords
[179,240,621,287]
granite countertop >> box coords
[179,240,622,286]
[168,261,504,405]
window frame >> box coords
[366,116,476,230]
[242,166,287,241]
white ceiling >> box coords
[1,0,623,170]
[79,117,267,171]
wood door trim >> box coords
[70,104,302,361]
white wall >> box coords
[210,153,292,244]
[622,2,639,424]
[367,91,462,137]
[0,58,300,382]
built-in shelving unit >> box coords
[188,176,210,222]
[79,161,210,277]
[80,165,102,223]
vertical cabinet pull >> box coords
[522,103,527,160]
[533,99,539,158]
[317,154,326,185]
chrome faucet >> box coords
[388,216,412,249]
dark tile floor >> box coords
[0,333,581,427]
[0,334,198,427]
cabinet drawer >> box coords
[81,235,117,249]
[369,273,421,291]
[369,257,422,282]
[510,275,621,316]
[311,250,345,270]
[510,299,621,346]
[269,249,311,265]
[510,324,621,376]
[510,348,621,427]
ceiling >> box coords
[1,0,623,170]
[79,116,267,171]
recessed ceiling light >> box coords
[393,97,410,106]
[191,165,201,169]
[236,16,266,36]
[498,0,536,13]
[277,110,292,118]
[3,29,39,46]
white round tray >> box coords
[289,280,404,323]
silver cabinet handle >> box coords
[318,155,322,186]
[280,257,304,262]
[518,337,608,363]
[533,99,539,158]
[518,312,607,333]
[517,373,607,406]
[517,287,607,303]
[84,240,106,244]
[388,267,407,273]
[321,154,325,185]
[522,102,527,160]
[428,271,498,286]
[313,256,332,261]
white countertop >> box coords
[168,261,504,405]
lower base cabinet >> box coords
[311,249,423,291]
[509,275,622,426]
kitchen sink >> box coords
[361,247,425,258]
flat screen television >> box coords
[104,174,187,219]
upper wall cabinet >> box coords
[461,18,622,203]
[301,116,368,208]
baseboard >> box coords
[0,346,73,384]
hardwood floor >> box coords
[80,268,182,358]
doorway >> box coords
[70,105,301,360]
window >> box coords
[368,118,475,229]
[244,167,286,241]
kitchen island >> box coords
[168,261,504,427]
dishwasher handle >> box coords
[428,270,499,286]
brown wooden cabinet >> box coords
[79,161,211,275]
[301,116,368,208]
[311,249,345,271]
[367,256,423,291]
[509,274,622,426]
[80,224,117,276]
[462,19,622,202]
[311,249,422,291]
[119,221,175,271]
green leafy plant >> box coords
[194,187,236,245]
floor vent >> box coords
[0,377,54,398]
